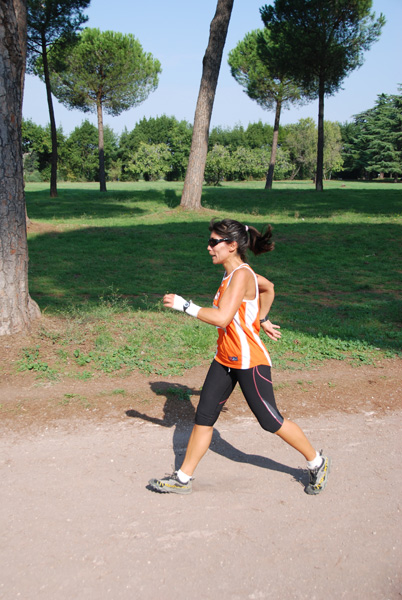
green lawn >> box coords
[23,180,402,378]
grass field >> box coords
[22,180,401,379]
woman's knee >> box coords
[260,421,283,434]
[255,413,284,434]
[195,409,219,427]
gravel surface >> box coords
[1,389,401,599]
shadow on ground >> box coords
[126,382,306,486]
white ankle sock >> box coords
[307,451,323,470]
[177,469,191,483]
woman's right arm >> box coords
[256,274,275,319]
[256,273,281,341]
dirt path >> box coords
[1,359,401,599]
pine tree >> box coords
[44,28,161,192]
[363,92,402,180]
[228,29,306,189]
[261,0,385,191]
[27,0,90,197]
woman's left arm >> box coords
[163,269,251,329]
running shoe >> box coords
[148,471,193,495]
[305,452,331,495]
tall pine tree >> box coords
[27,0,90,197]
[362,91,402,180]
[261,0,385,191]
[45,28,161,192]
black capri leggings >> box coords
[195,360,284,433]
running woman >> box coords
[149,219,330,496]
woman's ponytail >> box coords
[248,224,274,256]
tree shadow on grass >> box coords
[201,185,402,218]
[26,187,167,221]
[125,382,306,485]
[26,183,402,222]
[163,188,181,208]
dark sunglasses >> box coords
[208,237,230,248]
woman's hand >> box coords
[163,294,201,318]
[261,319,281,341]
[163,293,176,309]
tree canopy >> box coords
[119,116,192,181]
[228,29,303,112]
[27,0,90,66]
[48,28,161,116]
[261,0,385,96]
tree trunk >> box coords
[316,78,325,191]
[97,98,107,192]
[180,0,234,210]
[19,0,32,229]
[0,0,41,336]
[289,166,300,181]
[41,37,58,198]
[265,99,282,190]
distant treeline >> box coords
[22,90,402,184]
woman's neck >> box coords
[223,256,245,275]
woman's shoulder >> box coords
[233,263,255,276]
[229,264,255,284]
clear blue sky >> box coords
[22,0,402,135]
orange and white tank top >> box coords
[213,264,272,370]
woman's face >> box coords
[207,232,232,264]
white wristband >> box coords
[184,301,201,318]
[171,295,201,318]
